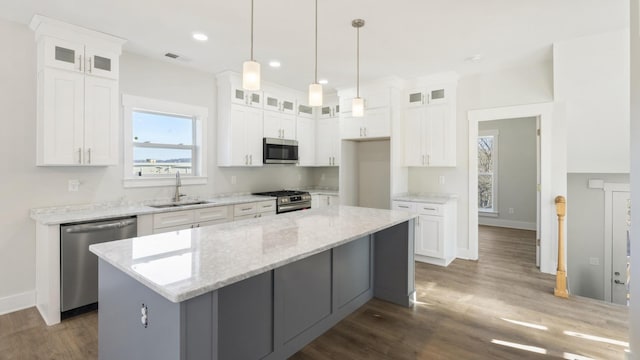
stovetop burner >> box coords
[254,190,309,197]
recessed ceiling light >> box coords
[465,54,483,63]
[318,79,328,85]
[192,32,208,41]
[269,60,281,68]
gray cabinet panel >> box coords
[373,220,415,306]
[218,271,273,360]
[275,250,332,343]
[334,236,371,309]
[98,260,182,360]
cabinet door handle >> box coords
[88,57,92,73]
[422,93,425,104]
[249,154,253,165]
[422,155,425,165]
[78,55,83,72]
[427,154,430,165]
[364,128,367,137]
[245,154,248,165]
[360,127,363,137]
[78,147,82,164]
[614,280,626,285]
[87,148,91,164]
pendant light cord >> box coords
[314,0,318,83]
[356,25,360,97]
[250,0,254,61]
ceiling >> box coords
[0,0,629,92]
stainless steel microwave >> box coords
[263,138,299,164]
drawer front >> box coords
[234,203,258,217]
[153,210,195,229]
[152,223,194,234]
[234,213,258,221]
[196,218,231,228]
[195,206,231,223]
[256,200,276,213]
[392,201,415,212]
[416,203,443,216]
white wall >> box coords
[357,140,391,209]
[629,0,640,356]
[0,19,316,312]
[478,117,537,229]
[554,29,630,173]
[408,59,554,254]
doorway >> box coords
[468,102,563,275]
[476,117,540,265]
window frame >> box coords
[122,94,208,188]
[478,129,499,216]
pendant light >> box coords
[352,19,365,117]
[243,0,260,90]
[308,0,323,106]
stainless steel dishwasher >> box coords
[60,216,137,318]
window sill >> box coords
[479,211,499,218]
[123,176,207,188]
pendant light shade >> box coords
[352,97,364,117]
[352,19,365,117]
[309,83,323,106]
[243,0,260,90]
[243,60,260,91]
[308,0,323,106]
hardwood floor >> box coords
[0,226,629,359]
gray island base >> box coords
[92,206,415,360]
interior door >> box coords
[611,190,631,305]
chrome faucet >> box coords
[174,172,186,202]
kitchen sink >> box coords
[147,201,212,209]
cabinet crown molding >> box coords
[29,14,126,52]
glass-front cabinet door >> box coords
[44,37,84,73]
[85,47,119,80]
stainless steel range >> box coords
[253,190,312,214]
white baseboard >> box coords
[0,290,36,316]
[456,248,476,260]
[478,217,536,231]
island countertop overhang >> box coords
[89,205,416,303]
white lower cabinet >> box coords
[312,194,340,208]
[153,206,232,234]
[233,200,276,220]
[392,199,457,266]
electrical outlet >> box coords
[439,175,445,185]
[231,175,237,185]
[508,208,514,214]
[589,257,600,266]
[68,179,80,192]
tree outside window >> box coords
[478,130,498,213]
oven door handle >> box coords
[278,203,311,213]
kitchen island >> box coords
[90,205,416,360]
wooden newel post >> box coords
[554,195,569,298]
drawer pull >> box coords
[242,207,252,211]
[398,205,409,208]
[423,207,436,211]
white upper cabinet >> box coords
[222,104,263,167]
[403,81,457,167]
[296,116,315,166]
[230,84,262,108]
[31,15,124,166]
[263,90,296,115]
[263,89,297,139]
[297,104,314,119]
[315,117,340,166]
[319,103,339,119]
[339,87,392,140]
[263,111,296,140]
[341,107,390,140]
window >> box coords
[478,130,498,214]
[123,95,208,188]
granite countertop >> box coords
[89,205,415,303]
[30,195,275,225]
[392,193,458,204]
